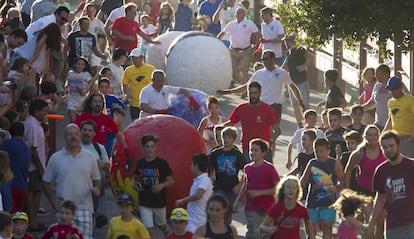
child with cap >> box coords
[41,200,83,239]
[12,212,34,239]
[166,208,193,239]
[107,194,150,239]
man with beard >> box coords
[222,81,280,162]
[43,124,101,239]
[74,93,128,154]
[368,130,414,239]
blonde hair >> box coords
[0,151,13,184]
[276,175,302,202]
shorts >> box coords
[73,209,94,239]
[289,80,310,106]
[28,170,43,192]
[308,207,336,224]
[270,103,282,121]
[139,206,167,228]
[245,210,266,239]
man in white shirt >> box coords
[25,6,70,39]
[139,70,200,118]
[217,7,260,86]
[212,0,243,47]
[260,7,285,66]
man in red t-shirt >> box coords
[368,130,414,238]
[74,93,128,153]
[222,81,281,162]
[110,3,159,53]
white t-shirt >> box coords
[248,66,293,105]
[222,18,258,48]
[43,148,101,211]
[289,126,325,153]
[107,63,125,98]
[139,84,180,118]
[67,71,92,110]
[261,19,285,57]
[218,3,243,42]
[81,142,109,163]
[140,24,157,50]
[25,14,56,39]
[186,173,213,233]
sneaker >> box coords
[37,208,49,216]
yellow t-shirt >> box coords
[107,216,150,239]
[121,63,155,107]
[388,94,414,135]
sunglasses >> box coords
[261,57,271,61]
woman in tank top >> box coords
[344,125,386,239]
[193,194,237,239]
[197,96,226,152]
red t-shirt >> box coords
[41,224,83,239]
[373,157,414,229]
[74,112,119,145]
[111,17,141,52]
[12,234,35,239]
[244,161,280,211]
[166,231,193,239]
[228,102,279,150]
[267,202,309,239]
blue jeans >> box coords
[245,210,266,239]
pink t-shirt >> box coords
[244,161,280,211]
[267,202,309,239]
[362,82,375,103]
[228,102,279,150]
[337,217,358,239]
[357,148,386,191]
[111,17,141,53]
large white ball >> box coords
[165,32,232,95]
[146,31,184,71]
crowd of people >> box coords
[0,0,413,239]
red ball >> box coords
[110,115,207,213]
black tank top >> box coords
[205,222,234,239]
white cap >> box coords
[129,48,143,57]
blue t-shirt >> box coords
[199,0,222,35]
[174,4,193,31]
[105,94,126,118]
[0,138,31,190]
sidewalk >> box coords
[34,89,328,238]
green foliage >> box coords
[276,0,414,51]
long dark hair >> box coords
[80,93,104,113]
[38,23,62,52]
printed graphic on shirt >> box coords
[385,177,406,203]
[311,166,335,202]
[137,168,160,187]
[217,155,237,176]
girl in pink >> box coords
[260,175,315,239]
[333,189,370,239]
[358,67,376,124]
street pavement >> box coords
[33,89,331,239]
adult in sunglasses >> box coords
[25,6,70,39]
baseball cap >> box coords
[170,208,188,221]
[12,211,28,222]
[129,48,143,57]
[385,76,402,90]
[117,193,134,205]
